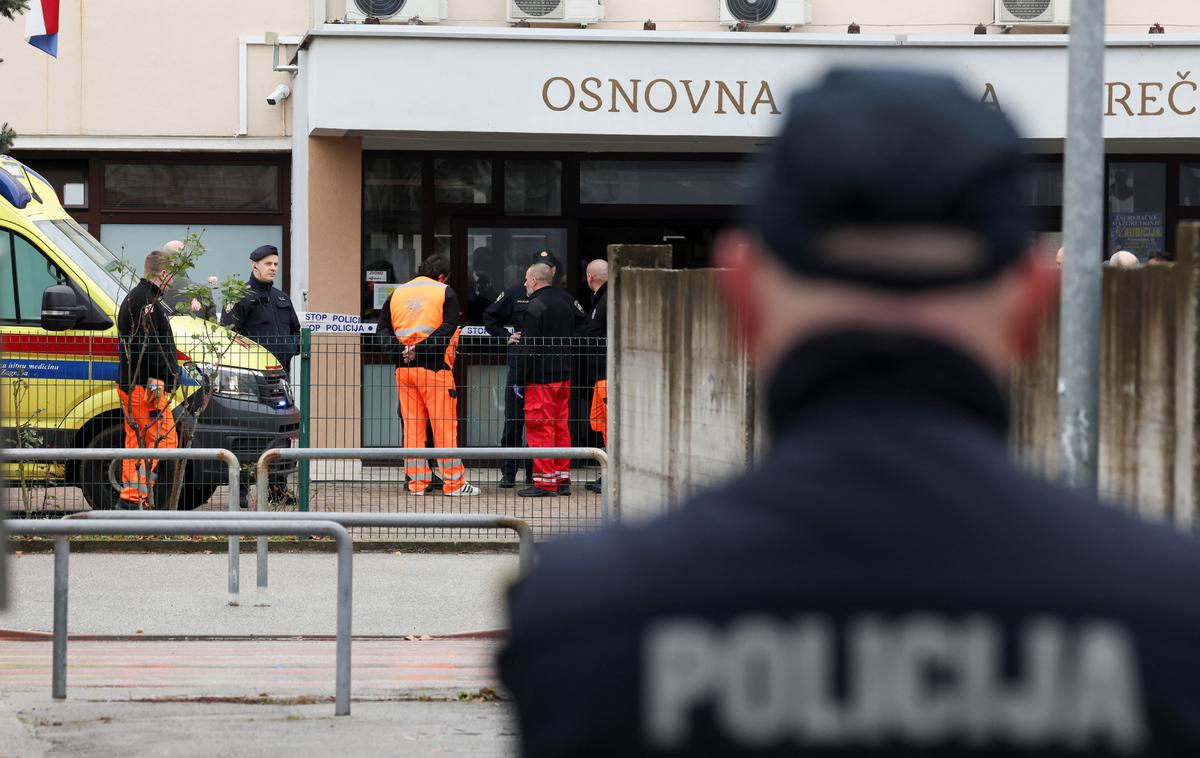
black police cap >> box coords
[744,68,1030,290]
[250,244,278,262]
[530,250,561,269]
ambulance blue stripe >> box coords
[0,358,196,385]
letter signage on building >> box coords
[305,29,1200,143]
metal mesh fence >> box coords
[1,330,608,541]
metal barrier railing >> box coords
[0,448,247,603]
[70,510,536,602]
[6,518,354,716]
[253,446,606,593]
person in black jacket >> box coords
[485,250,588,488]
[116,249,180,508]
[580,259,608,494]
[499,68,1200,756]
[221,244,301,373]
[221,243,300,504]
[515,262,577,497]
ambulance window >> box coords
[0,233,15,320]
[12,233,68,322]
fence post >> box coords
[298,327,312,514]
[52,537,69,699]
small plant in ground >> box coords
[10,373,52,517]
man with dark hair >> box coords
[378,254,479,496]
[500,68,1200,755]
[116,248,180,508]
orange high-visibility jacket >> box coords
[389,276,461,369]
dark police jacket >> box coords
[500,332,1200,757]
[117,278,179,394]
[221,276,300,368]
[513,286,577,387]
[484,282,588,370]
[579,282,607,382]
[483,284,532,341]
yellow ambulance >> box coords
[0,155,298,510]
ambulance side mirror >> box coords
[41,284,86,331]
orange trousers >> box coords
[117,380,178,507]
[589,379,608,447]
[395,367,466,493]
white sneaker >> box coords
[408,488,426,496]
[446,483,481,497]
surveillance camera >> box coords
[266,84,291,106]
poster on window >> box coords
[373,283,400,310]
[1109,212,1164,260]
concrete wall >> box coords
[1012,224,1200,527]
[611,264,755,521]
[612,225,1200,527]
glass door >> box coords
[453,222,569,447]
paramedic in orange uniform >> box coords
[116,249,180,508]
[377,255,480,497]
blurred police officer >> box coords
[222,244,300,504]
[484,250,586,488]
[221,244,300,374]
[499,68,1200,756]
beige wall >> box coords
[307,136,363,448]
[3,0,1197,142]
[0,0,308,140]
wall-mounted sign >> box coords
[306,30,1200,142]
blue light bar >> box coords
[0,168,31,210]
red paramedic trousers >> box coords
[524,380,571,492]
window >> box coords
[464,227,568,324]
[580,160,750,205]
[1024,164,1063,206]
[0,231,68,322]
[505,160,561,216]
[362,156,424,321]
[104,163,280,211]
[1180,163,1200,207]
[1108,162,1166,259]
[434,159,492,204]
[0,233,15,320]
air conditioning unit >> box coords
[345,0,447,23]
[994,0,1070,26]
[720,0,812,28]
[507,0,605,26]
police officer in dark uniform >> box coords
[484,250,587,488]
[499,69,1200,756]
[222,243,300,504]
[222,244,301,374]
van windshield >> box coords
[34,218,131,304]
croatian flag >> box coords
[24,0,60,58]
